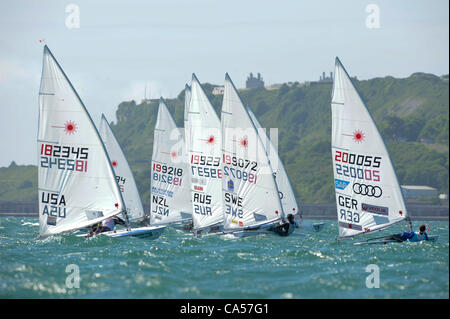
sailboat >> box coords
[187,74,224,235]
[97,114,166,239]
[331,57,438,244]
[221,73,291,237]
[99,114,146,224]
[37,45,126,238]
[183,83,192,212]
[149,98,192,228]
[37,45,163,240]
[247,107,324,233]
[184,84,191,148]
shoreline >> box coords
[1,202,448,221]
[0,212,448,221]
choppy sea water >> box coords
[0,217,448,299]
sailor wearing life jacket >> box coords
[86,216,126,237]
[270,214,297,236]
[399,224,429,242]
[100,217,116,232]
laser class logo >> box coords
[335,178,350,190]
[199,135,216,145]
[160,151,179,159]
[342,129,365,143]
[111,160,118,167]
[353,183,382,198]
[233,137,248,148]
[52,120,78,135]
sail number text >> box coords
[191,155,220,166]
[334,151,381,167]
[334,150,381,182]
[40,143,88,172]
[152,163,183,176]
[337,195,360,223]
[223,167,257,184]
[223,154,257,171]
[152,163,183,186]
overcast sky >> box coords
[0,0,448,167]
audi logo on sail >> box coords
[352,183,382,198]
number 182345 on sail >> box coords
[40,143,89,172]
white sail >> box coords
[247,107,301,220]
[184,84,191,165]
[221,74,283,232]
[331,57,408,239]
[150,98,192,226]
[99,114,144,223]
[38,45,125,237]
[188,74,224,231]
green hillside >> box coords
[0,162,37,201]
[2,72,448,205]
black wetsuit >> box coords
[271,222,295,236]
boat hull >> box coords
[353,235,439,245]
[77,225,166,240]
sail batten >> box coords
[331,57,407,239]
[38,46,124,237]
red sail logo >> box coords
[52,120,78,135]
[342,129,365,143]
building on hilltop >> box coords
[212,86,224,95]
[141,98,158,104]
[141,84,158,104]
[246,72,265,89]
[319,71,333,83]
[311,71,356,86]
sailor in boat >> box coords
[183,220,194,231]
[86,216,126,237]
[270,214,298,236]
[136,213,151,227]
[387,224,429,243]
